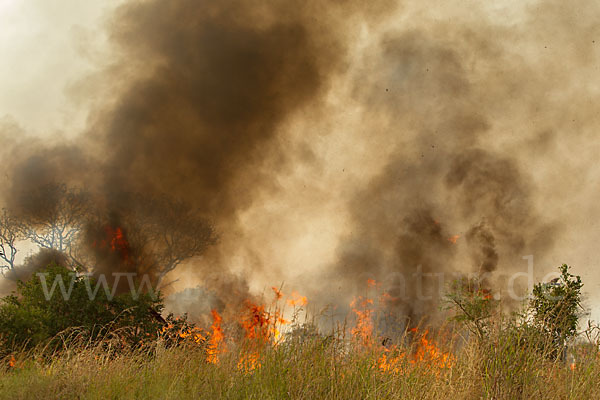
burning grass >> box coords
[1,293,599,399]
[1,325,599,400]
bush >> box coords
[530,264,583,358]
[445,265,585,397]
[0,263,164,352]
[444,277,498,341]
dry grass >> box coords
[0,325,598,400]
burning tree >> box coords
[125,194,217,284]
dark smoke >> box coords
[1,0,394,316]
[2,0,600,324]
[465,221,499,279]
[318,27,559,323]
[0,249,68,295]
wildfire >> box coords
[410,328,454,368]
[272,286,283,300]
[287,291,308,307]
[159,318,207,345]
[349,280,454,374]
[479,288,493,300]
[448,234,460,244]
[92,225,132,263]
[378,348,404,374]
[237,301,288,372]
[207,310,225,364]
[151,281,456,377]
[350,296,374,347]
[375,328,454,374]
[237,352,262,372]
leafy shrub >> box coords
[446,265,585,397]
[0,263,164,352]
[530,264,583,358]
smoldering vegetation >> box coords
[1,0,600,323]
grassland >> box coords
[0,324,598,400]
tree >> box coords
[19,183,90,258]
[529,264,583,358]
[127,194,217,284]
[0,209,22,279]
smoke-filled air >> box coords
[1,1,600,396]
[2,0,600,323]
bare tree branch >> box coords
[128,194,217,283]
[0,208,23,278]
[19,183,91,260]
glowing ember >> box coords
[272,286,283,300]
[479,288,493,300]
[237,352,261,372]
[448,234,460,244]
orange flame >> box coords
[479,288,493,300]
[272,287,283,300]
[377,348,404,374]
[237,352,262,372]
[287,291,307,307]
[350,296,374,347]
[376,328,454,374]
[237,301,288,372]
[207,310,225,364]
[448,234,460,244]
[410,328,454,368]
[92,225,132,264]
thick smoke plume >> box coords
[1,0,393,314]
[2,0,600,322]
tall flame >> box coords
[207,309,225,364]
[350,296,374,347]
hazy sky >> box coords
[0,0,532,139]
[0,0,121,137]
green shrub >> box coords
[0,263,164,352]
[530,264,583,358]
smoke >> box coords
[0,0,394,316]
[317,17,563,320]
[0,249,68,295]
[2,0,600,322]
